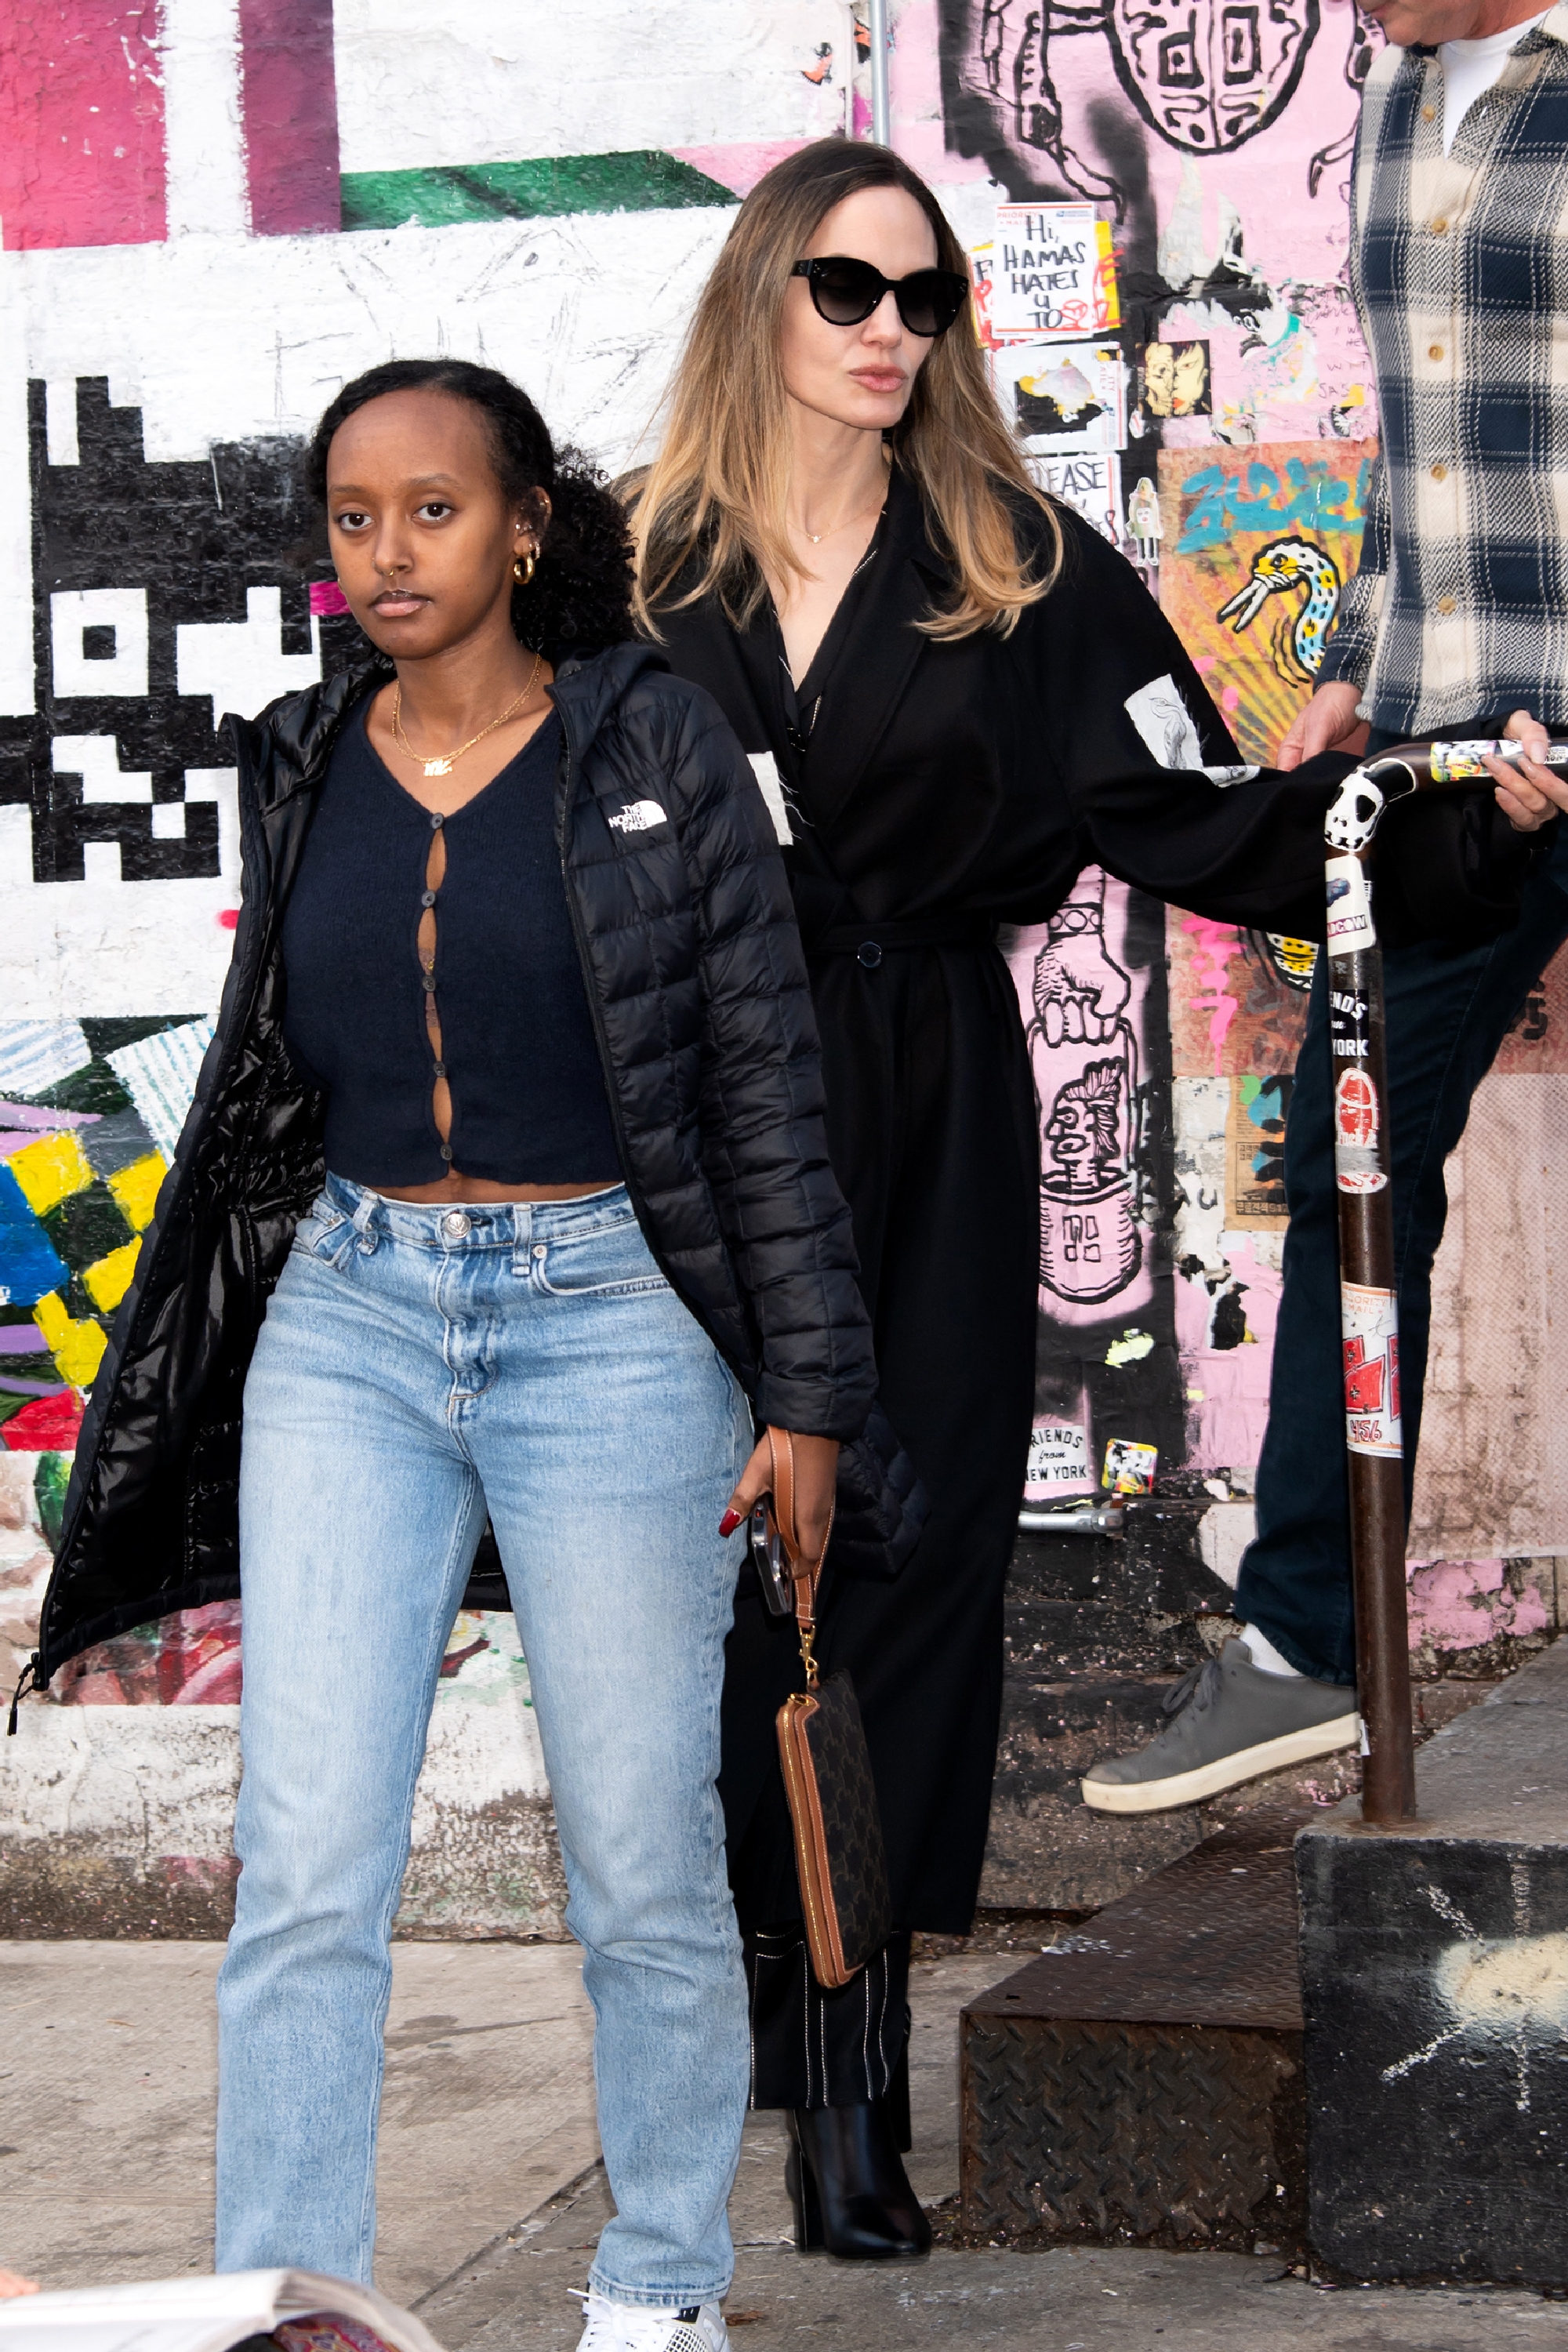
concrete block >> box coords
[1298,1637,1568,2285]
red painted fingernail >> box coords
[718,1508,742,1537]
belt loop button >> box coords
[857,940,884,969]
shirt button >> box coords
[1432,217,1449,234]
[1437,595,1457,616]
[1428,343,1443,361]
[1421,103,1436,122]
[442,1207,468,1235]
[1431,462,1448,481]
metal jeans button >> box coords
[442,1210,470,1239]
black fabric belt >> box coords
[808,918,996,967]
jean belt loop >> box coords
[350,1185,379,1254]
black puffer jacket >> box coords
[31,644,875,1682]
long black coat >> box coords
[31,644,874,1686]
[653,472,1515,1933]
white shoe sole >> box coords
[1080,1711,1361,1814]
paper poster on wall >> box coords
[1025,452,1121,544]
[993,205,1120,340]
[1225,1073,1293,1227]
[991,340,1127,456]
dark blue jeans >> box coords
[1233,761,1568,1684]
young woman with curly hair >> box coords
[37,358,873,2352]
[630,140,1534,2256]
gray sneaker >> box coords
[1080,1638,1360,1813]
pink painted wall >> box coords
[0,0,165,251]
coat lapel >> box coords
[652,596,777,757]
[795,469,948,833]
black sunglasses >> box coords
[791,255,970,339]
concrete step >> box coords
[1298,1635,1568,2288]
[959,1807,1307,2250]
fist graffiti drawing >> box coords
[1027,874,1142,1306]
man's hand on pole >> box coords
[1486,710,1568,832]
[1278,681,1370,771]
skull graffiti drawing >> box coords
[964,0,1377,209]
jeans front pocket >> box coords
[532,1214,671,1299]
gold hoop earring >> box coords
[514,550,536,585]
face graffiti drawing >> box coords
[1045,1058,1124,1192]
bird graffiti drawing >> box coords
[1216,535,1342,689]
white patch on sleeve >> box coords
[1124,673,1206,770]
[1124,673,1259,785]
[606,798,668,834]
[747,750,793,844]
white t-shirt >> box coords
[1439,12,1549,154]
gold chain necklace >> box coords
[391,649,543,779]
[797,496,884,547]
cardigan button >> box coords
[857,940,884,969]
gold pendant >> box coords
[423,757,453,778]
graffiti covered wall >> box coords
[1,0,1563,1926]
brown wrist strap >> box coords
[766,1425,833,1680]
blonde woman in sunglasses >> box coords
[630,136,1522,2261]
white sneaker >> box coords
[572,2287,729,2352]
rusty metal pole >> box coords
[1325,736,1567,1821]
[1323,771,1417,1823]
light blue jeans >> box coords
[216,1176,753,2307]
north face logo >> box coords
[606,799,667,834]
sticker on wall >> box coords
[1341,1283,1401,1458]
[992,205,1120,340]
[1025,1417,1094,1499]
[1138,339,1211,426]
[992,340,1127,456]
[1103,1438,1158,1494]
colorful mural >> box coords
[0,0,1556,1776]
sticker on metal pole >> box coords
[1334,1065,1387,1192]
[1325,853,1377,955]
[1341,1280,1402,1458]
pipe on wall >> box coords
[867,0,890,146]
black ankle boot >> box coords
[786,2100,933,2259]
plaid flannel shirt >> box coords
[1318,7,1568,732]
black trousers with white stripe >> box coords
[746,1925,913,2128]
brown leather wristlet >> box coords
[768,1426,888,1988]
[766,1425,831,1682]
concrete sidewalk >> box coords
[2,1941,1559,2349]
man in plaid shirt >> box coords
[1086,0,1568,1812]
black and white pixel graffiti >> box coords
[0,377,362,887]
